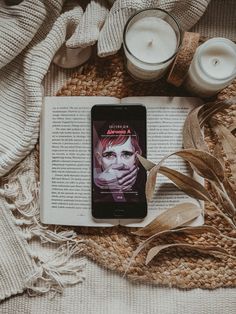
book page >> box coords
[41,96,204,227]
[40,96,120,226]
[121,97,204,227]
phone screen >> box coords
[91,105,147,219]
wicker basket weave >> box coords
[52,47,236,289]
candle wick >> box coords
[148,39,153,47]
[212,58,219,66]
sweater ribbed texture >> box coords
[0,0,46,68]
[0,0,89,301]
[191,0,236,41]
[0,0,87,177]
[0,2,64,300]
[66,0,109,48]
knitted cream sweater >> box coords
[0,0,211,301]
[0,0,87,300]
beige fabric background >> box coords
[191,0,236,40]
[1,0,236,313]
[1,256,236,314]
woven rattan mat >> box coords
[53,51,236,289]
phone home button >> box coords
[114,209,125,217]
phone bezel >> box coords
[91,104,147,219]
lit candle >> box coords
[185,38,236,97]
[123,9,182,81]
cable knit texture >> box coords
[66,0,109,48]
[98,0,211,56]
[0,0,64,300]
[0,0,46,68]
[0,0,86,177]
[0,0,89,301]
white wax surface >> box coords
[200,43,236,79]
[185,38,236,97]
[126,17,177,63]
[53,45,92,69]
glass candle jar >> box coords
[123,9,182,81]
[184,38,236,97]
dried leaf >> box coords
[173,225,236,240]
[139,98,236,228]
[124,225,236,276]
[145,243,234,265]
[145,163,161,202]
[133,202,202,237]
[183,105,208,151]
[158,166,211,201]
[213,142,225,165]
[153,225,236,241]
[134,225,226,240]
[183,97,236,150]
[136,155,160,202]
[229,119,236,133]
[137,154,155,171]
[222,178,236,210]
[143,148,220,203]
[229,116,236,133]
[143,148,226,205]
[169,225,221,236]
[175,149,225,183]
[199,98,236,126]
[211,121,236,179]
[209,181,235,219]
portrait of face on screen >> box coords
[93,121,146,203]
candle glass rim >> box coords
[197,37,236,82]
[123,8,183,67]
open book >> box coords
[40,96,204,227]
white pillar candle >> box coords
[123,9,181,81]
[185,38,236,97]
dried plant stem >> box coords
[145,243,236,265]
[208,171,236,224]
[209,201,236,229]
[124,225,236,276]
[199,97,236,126]
[219,183,236,214]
